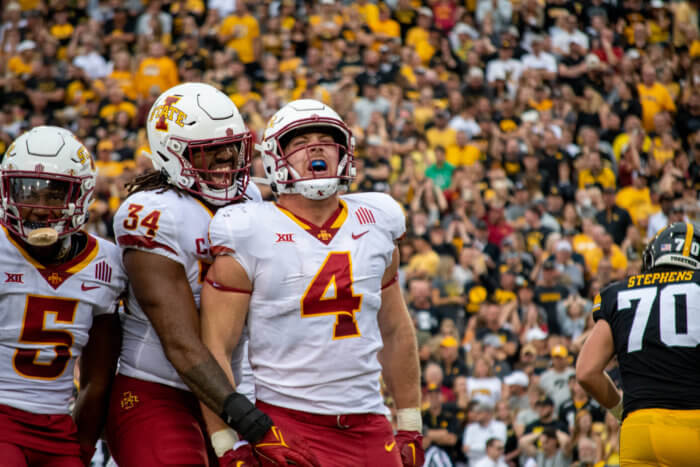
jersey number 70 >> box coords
[621,283,700,352]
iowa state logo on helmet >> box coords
[150,96,187,132]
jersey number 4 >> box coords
[301,252,363,339]
[13,295,78,380]
[621,283,700,352]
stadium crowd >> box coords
[1,0,699,465]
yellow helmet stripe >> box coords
[683,222,694,257]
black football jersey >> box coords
[594,270,700,416]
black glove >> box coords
[221,393,273,444]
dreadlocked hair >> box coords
[125,169,184,196]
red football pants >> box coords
[0,442,83,467]
[105,374,216,466]
[257,400,402,467]
[0,404,82,467]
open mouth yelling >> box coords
[207,164,234,186]
[309,158,329,175]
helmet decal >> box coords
[151,96,185,132]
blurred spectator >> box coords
[519,427,572,467]
[466,356,502,407]
[431,255,466,327]
[504,370,529,411]
[558,376,605,431]
[422,382,460,462]
[524,395,569,436]
[463,402,507,465]
[136,0,172,41]
[646,191,674,239]
[533,260,569,335]
[476,0,512,35]
[136,42,179,98]
[539,345,575,412]
[406,234,440,280]
[425,145,454,191]
[638,62,676,132]
[424,361,455,402]
[473,437,509,467]
[595,186,633,245]
[438,335,468,389]
[218,2,259,67]
[475,302,518,359]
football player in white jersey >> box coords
[105,82,262,466]
[0,126,126,466]
[197,99,424,466]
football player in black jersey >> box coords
[576,222,700,466]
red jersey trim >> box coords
[210,245,235,256]
[381,273,399,290]
[204,277,252,294]
[117,234,178,256]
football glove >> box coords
[395,431,424,467]
[254,425,321,467]
[218,444,258,467]
[212,429,259,466]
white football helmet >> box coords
[146,82,252,206]
[0,126,96,240]
[257,99,356,200]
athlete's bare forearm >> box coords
[179,352,236,414]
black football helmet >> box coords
[643,222,700,272]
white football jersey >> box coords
[0,229,125,414]
[114,185,261,391]
[209,192,406,415]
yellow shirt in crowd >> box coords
[370,18,400,40]
[99,101,137,121]
[426,126,457,149]
[8,56,32,75]
[577,167,616,190]
[616,186,656,227]
[108,70,138,101]
[353,2,379,25]
[136,56,179,98]
[230,91,261,109]
[219,13,260,64]
[446,144,480,167]
[406,250,440,278]
[637,82,676,132]
[585,244,628,276]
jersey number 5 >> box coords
[622,283,700,352]
[301,252,363,339]
[13,295,79,380]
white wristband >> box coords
[397,407,422,432]
[211,428,240,457]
